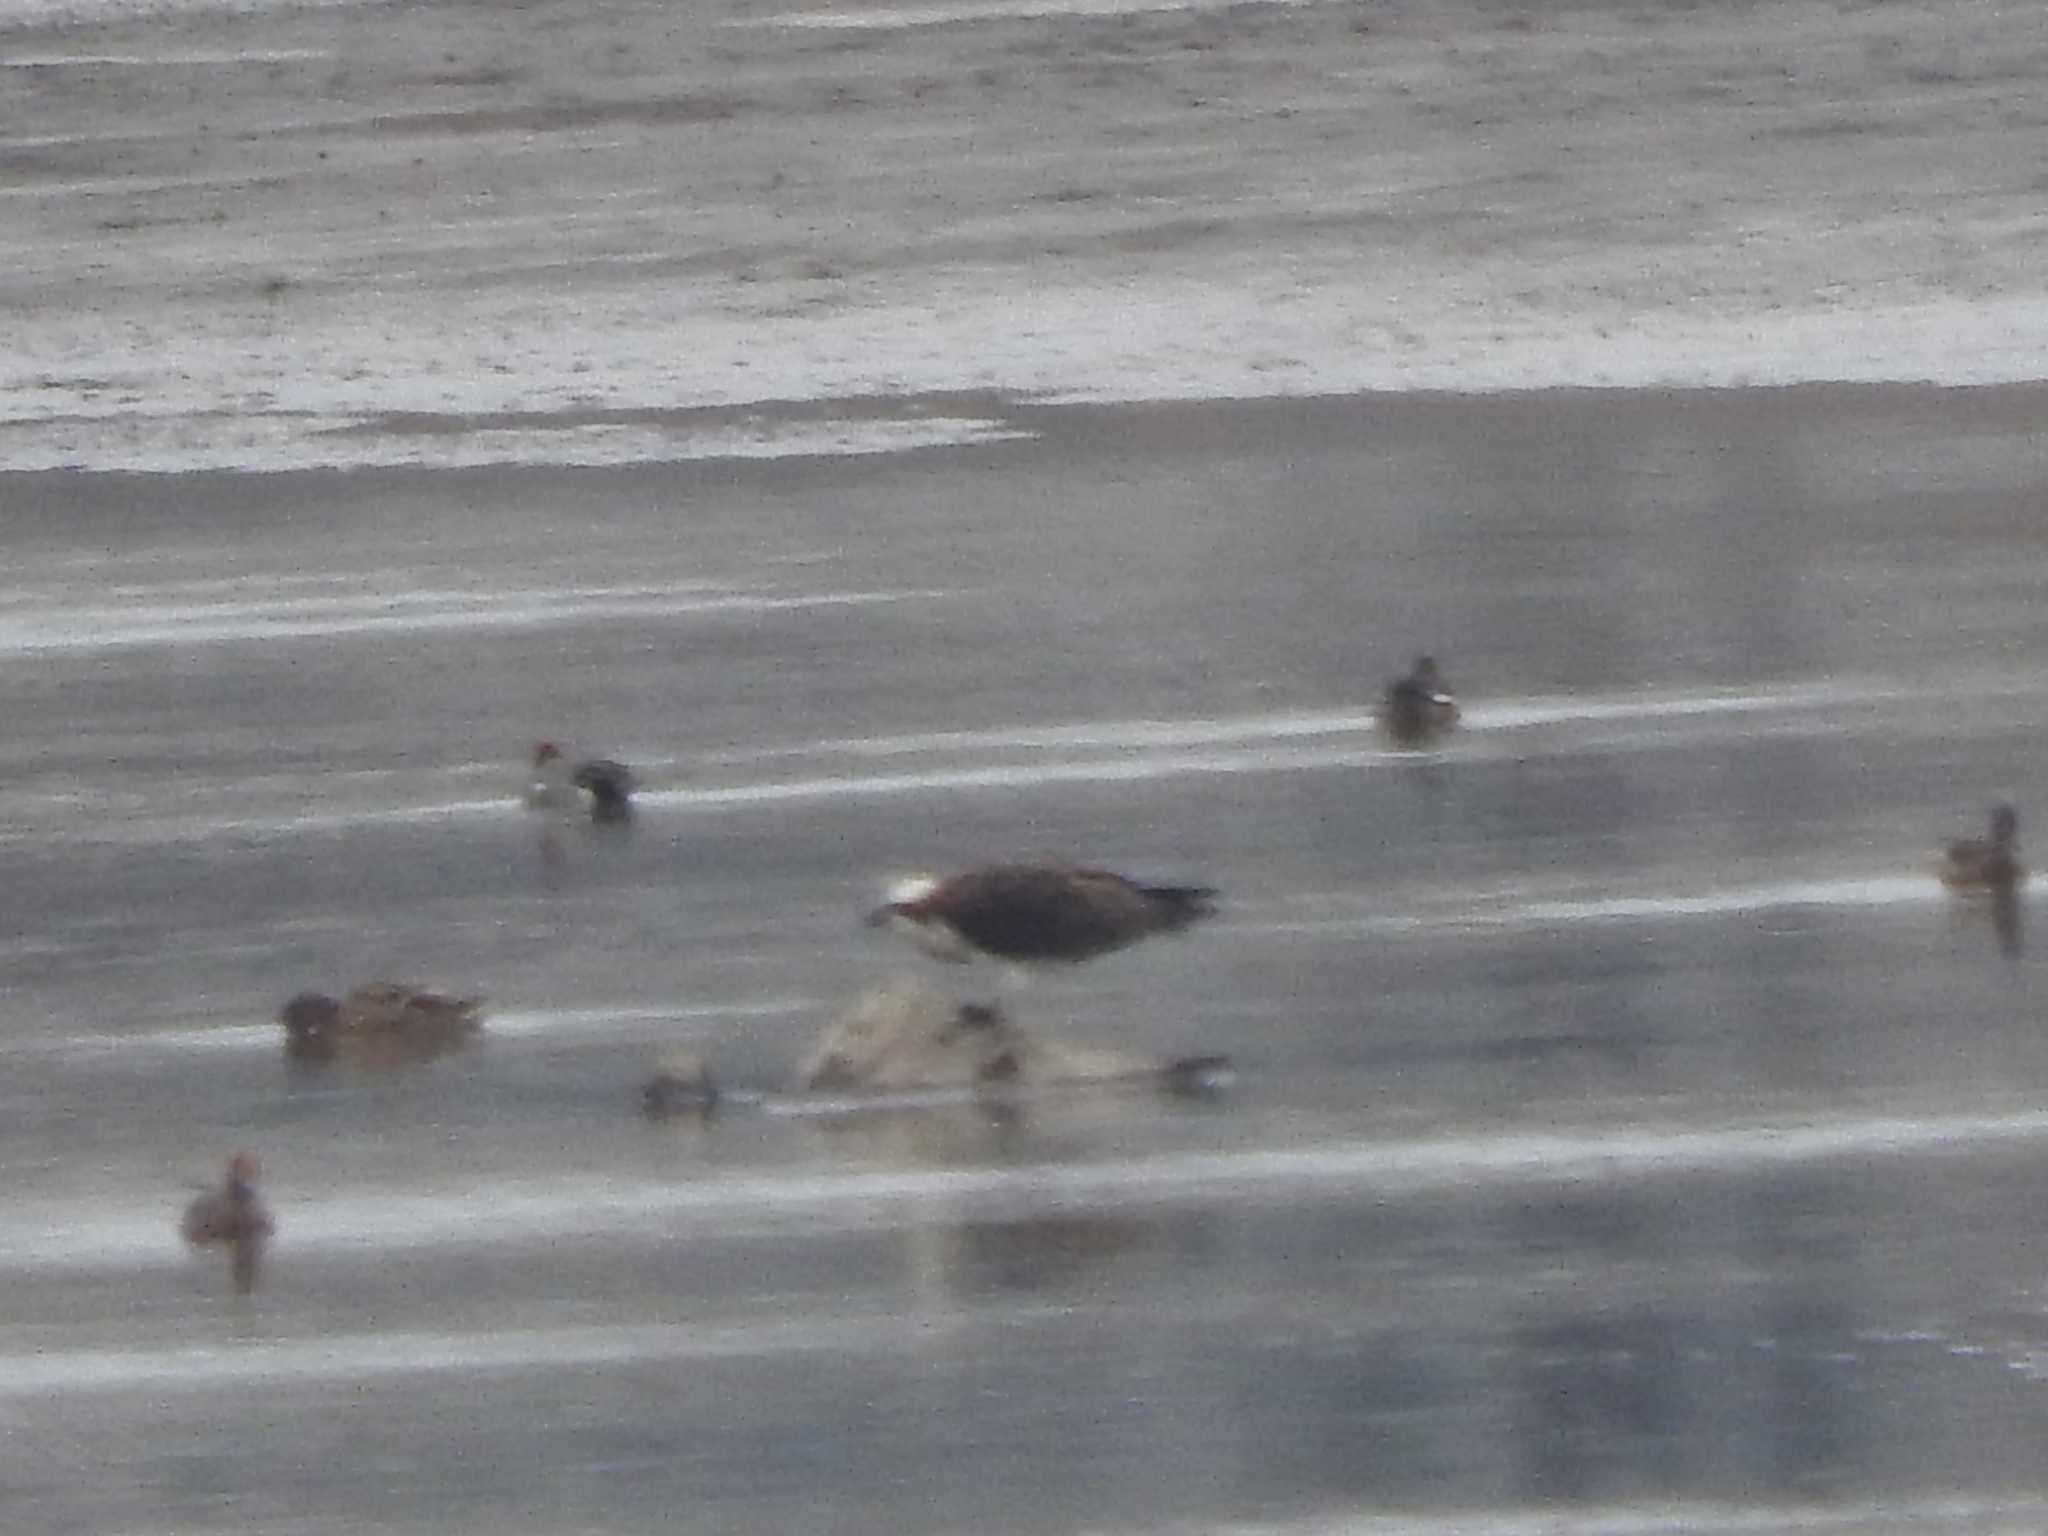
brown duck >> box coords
[279,982,484,1065]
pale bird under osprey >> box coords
[865,863,1218,969]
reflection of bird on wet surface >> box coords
[1379,653,1461,747]
[181,1152,274,1295]
[865,864,1218,972]
[525,741,636,824]
[1939,802,2023,892]
[795,976,1230,1098]
[642,978,1229,1120]
[279,982,484,1065]
[1939,802,2024,956]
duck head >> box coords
[279,991,342,1060]
[863,874,941,926]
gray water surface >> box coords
[7,387,2048,1534]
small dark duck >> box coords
[279,982,484,1065]
[1379,654,1460,747]
[526,741,636,823]
[181,1151,274,1294]
[1939,802,2023,893]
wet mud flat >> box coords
[5,0,2048,466]
[6,383,2048,1532]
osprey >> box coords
[526,741,636,823]
[1379,654,1460,747]
[181,1152,275,1295]
[866,863,1218,968]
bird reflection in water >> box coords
[1937,802,2025,958]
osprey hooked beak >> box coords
[865,874,940,927]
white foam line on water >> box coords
[485,999,811,1039]
[628,702,1904,809]
[0,412,1032,474]
[653,743,1392,809]
[1461,681,1905,731]
[1089,1496,2048,1536]
[11,257,2048,473]
[10,677,2008,847]
[710,680,1909,765]
[656,674,1906,805]
[1503,875,1943,925]
[0,1311,996,1398]
[0,0,379,28]
[6,568,445,603]
[1246,875,1948,937]
[0,586,944,655]
[20,1101,2048,1274]
[715,709,1374,761]
[19,743,1391,844]
[734,0,1316,30]
[36,999,813,1058]
[0,48,333,65]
